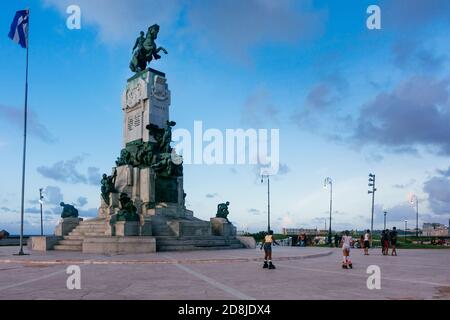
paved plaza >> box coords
[0,246,448,300]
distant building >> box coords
[422,223,448,236]
[282,228,325,236]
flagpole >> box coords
[17,9,29,256]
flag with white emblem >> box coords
[8,10,29,49]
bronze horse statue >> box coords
[130,24,168,73]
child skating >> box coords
[260,230,279,269]
[340,230,353,269]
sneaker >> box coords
[348,263,353,269]
[342,263,348,269]
[263,261,268,269]
[268,262,276,270]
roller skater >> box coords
[260,230,279,270]
[340,230,353,269]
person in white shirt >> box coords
[340,230,353,269]
[364,230,371,256]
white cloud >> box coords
[42,0,182,43]
[42,0,326,62]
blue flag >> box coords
[8,10,29,49]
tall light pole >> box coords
[404,220,408,242]
[368,174,377,235]
[323,177,333,247]
[410,194,419,239]
[383,211,387,230]
[261,175,271,233]
[39,188,44,236]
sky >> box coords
[0,0,449,235]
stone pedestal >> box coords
[145,203,189,218]
[28,236,62,251]
[122,68,171,145]
[55,217,83,236]
[210,218,237,237]
[140,217,153,236]
[140,167,156,205]
[168,220,212,237]
[98,192,119,219]
[115,221,140,236]
[236,236,256,249]
[115,165,133,195]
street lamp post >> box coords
[324,177,333,247]
[384,211,387,230]
[261,175,271,233]
[410,194,419,239]
[404,220,408,242]
[368,174,377,235]
[39,188,44,236]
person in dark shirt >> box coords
[334,233,340,248]
[390,227,398,256]
[382,229,390,255]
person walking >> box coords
[334,233,340,248]
[390,227,398,256]
[364,229,371,255]
[381,229,390,255]
[384,229,390,256]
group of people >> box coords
[358,228,397,256]
[339,228,398,269]
[380,227,398,256]
[259,227,399,271]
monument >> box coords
[33,24,247,254]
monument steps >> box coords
[54,219,109,251]
[58,239,83,246]
[62,235,84,240]
[77,225,107,230]
[155,236,244,251]
[68,231,107,237]
[70,228,107,233]
[150,217,177,236]
[54,244,82,251]
[157,243,243,251]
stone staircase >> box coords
[155,236,244,251]
[54,219,108,251]
[53,217,245,252]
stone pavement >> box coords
[0,246,448,300]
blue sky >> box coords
[1,0,450,234]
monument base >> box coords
[82,236,156,254]
[236,236,257,249]
[150,214,211,237]
[210,217,237,237]
[28,236,62,251]
[114,221,140,236]
[50,216,244,252]
[55,217,83,236]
